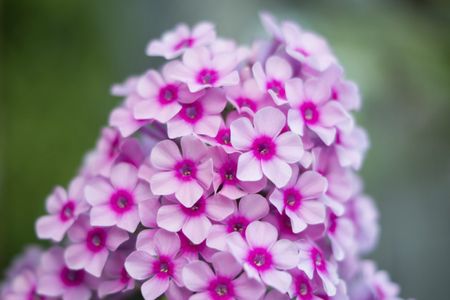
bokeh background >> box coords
[1,0,449,298]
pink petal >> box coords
[216,71,240,87]
[275,132,304,163]
[261,157,291,188]
[252,62,267,91]
[156,204,186,232]
[239,194,269,221]
[45,187,67,213]
[308,124,336,146]
[37,274,64,296]
[304,78,330,103]
[153,229,181,257]
[124,251,154,280]
[285,210,307,233]
[270,239,299,269]
[195,115,222,137]
[265,56,292,80]
[285,78,304,107]
[260,269,292,293]
[175,181,204,208]
[195,159,213,188]
[141,276,170,300]
[84,178,114,206]
[167,117,195,138]
[138,199,160,228]
[230,117,256,150]
[36,215,72,242]
[116,207,140,233]
[211,252,241,279]
[320,101,350,127]
[136,229,157,251]
[233,273,266,300]
[226,232,249,262]
[246,221,278,249]
[296,171,328,199]
[268,189,284,214]
[150,171,180,196]
[150,140,181,170]
[206,224,228,251]
[137,70,162,97]
[236,152,263,182]
[182,260,214,292]
[90,204,118,227]
[299,201,326,225]
[106,227,129,250]
[180,135,208,162]
[206,194,234,221]
[64,244,91,270]
[109,107,143,137]
[287,109,304,135]
[182,215,211,244]
[85,250,108,277]
[254,107,285,138]
[63,286,92,300]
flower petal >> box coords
[246,221,278,249]
[182,260,214,292]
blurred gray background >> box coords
[1,0,449,299]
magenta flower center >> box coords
[252,136,276,160]
[173,37,194,51]
[215,128,231,145]
[235,97,257,112]
[328,213,338,234]
[59,201,75,222]
[28,288,46,300]
[181,197,206,217]
[60,267,85,287]
[283,188,302,211]
[247,247,273,271]
[175,159,197,181]
[86,228,107,253]
[179,102,203,124]
[219,160,238,184]
[266,80,286,99]
[331,87,339,100]
[208,276,235,299]
[110,189,134,214]
[294,276,313,298]
[197,69,219,85]
[311,247,327,272]
[152,256,174,279]
[300,102,319,124]
[158,84,178,104]
[226,215,249,234]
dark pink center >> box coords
[215,128,231,145]
[208,276,235,299]
[235,97,257,112]
[173,37,195,51]
[108,134,121,159]
[331,87,339,100]
[60,267,85,287]
[86,228,107,253]
[300,102,319,124]
[152,256,174,279]
[179,102,203,124]
[283,188,302,211]
[247,247,273,271]
[110,189,134,214]
[181,197,206,217]
[59,201,75,222]
[252,136,276,160]
[196,69,219,85]
[174,159,197,181]
[266,80,286,99]
[328,213,338,234]
[294,274,313,299]
[226,215,249,235]
[311,247,327,272]
[180,232,206,254]
[158,84,179,104]
[219,160,238,185]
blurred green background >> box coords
[1,0,449,298]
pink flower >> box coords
[226,78,272,115]
[327,213,355,261]
[207,194,269,251]
[334,126,369,170]
[85,162,153,233]
[2,270,48,300]
[297,242,339,296]
[133,67,203,124]
[36,177,89,242]
[252,56,293,104]
[37,247,98,300]
[157,194,234,244]
[230,107,304,188]
[97,252,135,298]
[211,148,266,200]
[149,135,213,207]
[124,230,186,300]
[286,78,352,145]
[269,166,327,233]
[182,252,266,300]
[64,216,129,277]
[147,22,216,59]
[288,270,322,300]
[167,89,227,138]
[168,47,240,92]
[227,221,299,293]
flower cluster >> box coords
[1,13,405,300]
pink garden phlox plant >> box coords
[0,12,407,300]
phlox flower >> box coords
[182,251,266,300]
[230,107,304,188]
[286,78,352,146]
[157,193,234,244]
[168,47,240,92]
[297,242,339,296]
[269,166,327,233]
[37,247,98,300]
[226,78,272,115]
[253,55,293,104]
[326,213,356,261]
[64,216,129,277]
[149,135,213,207]
[167,89,227,138]
[147,22,216,59]
[97,252,134,298]
[85,162,154,233]
[124,229,186,300]
[2,270,48,300]
[207,194,269,251]
[288,270,323,300]
[36,177,89,242]
[227,221,299,293]
[334,127,369,170]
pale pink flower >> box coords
[287,269,325,300]
[327,213,356,261]
[227,221,299,293]
[252,56,293,104]
[259,12,284,41]
[269,166,327,233]
[37,247,98,300]
[64,216,129,277]
[334,127,369,170]
[85,162,153,233]
[124,230,186,300]
[167,89,227,138]
[97,252,134,298]
[230,107,304,188]
[157,194,234,244]
[286,78,352,145]
[2,270,49,300]
[36,177,89,242]
[168,47,240,92]
[133,66,203,124]
[149,135,213,207]
[109,93,151,137]
[226,78,272,115]
[297,242,339,296]
[207,193,269,251]
[147,22,216,59]
[182,252,266,300]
